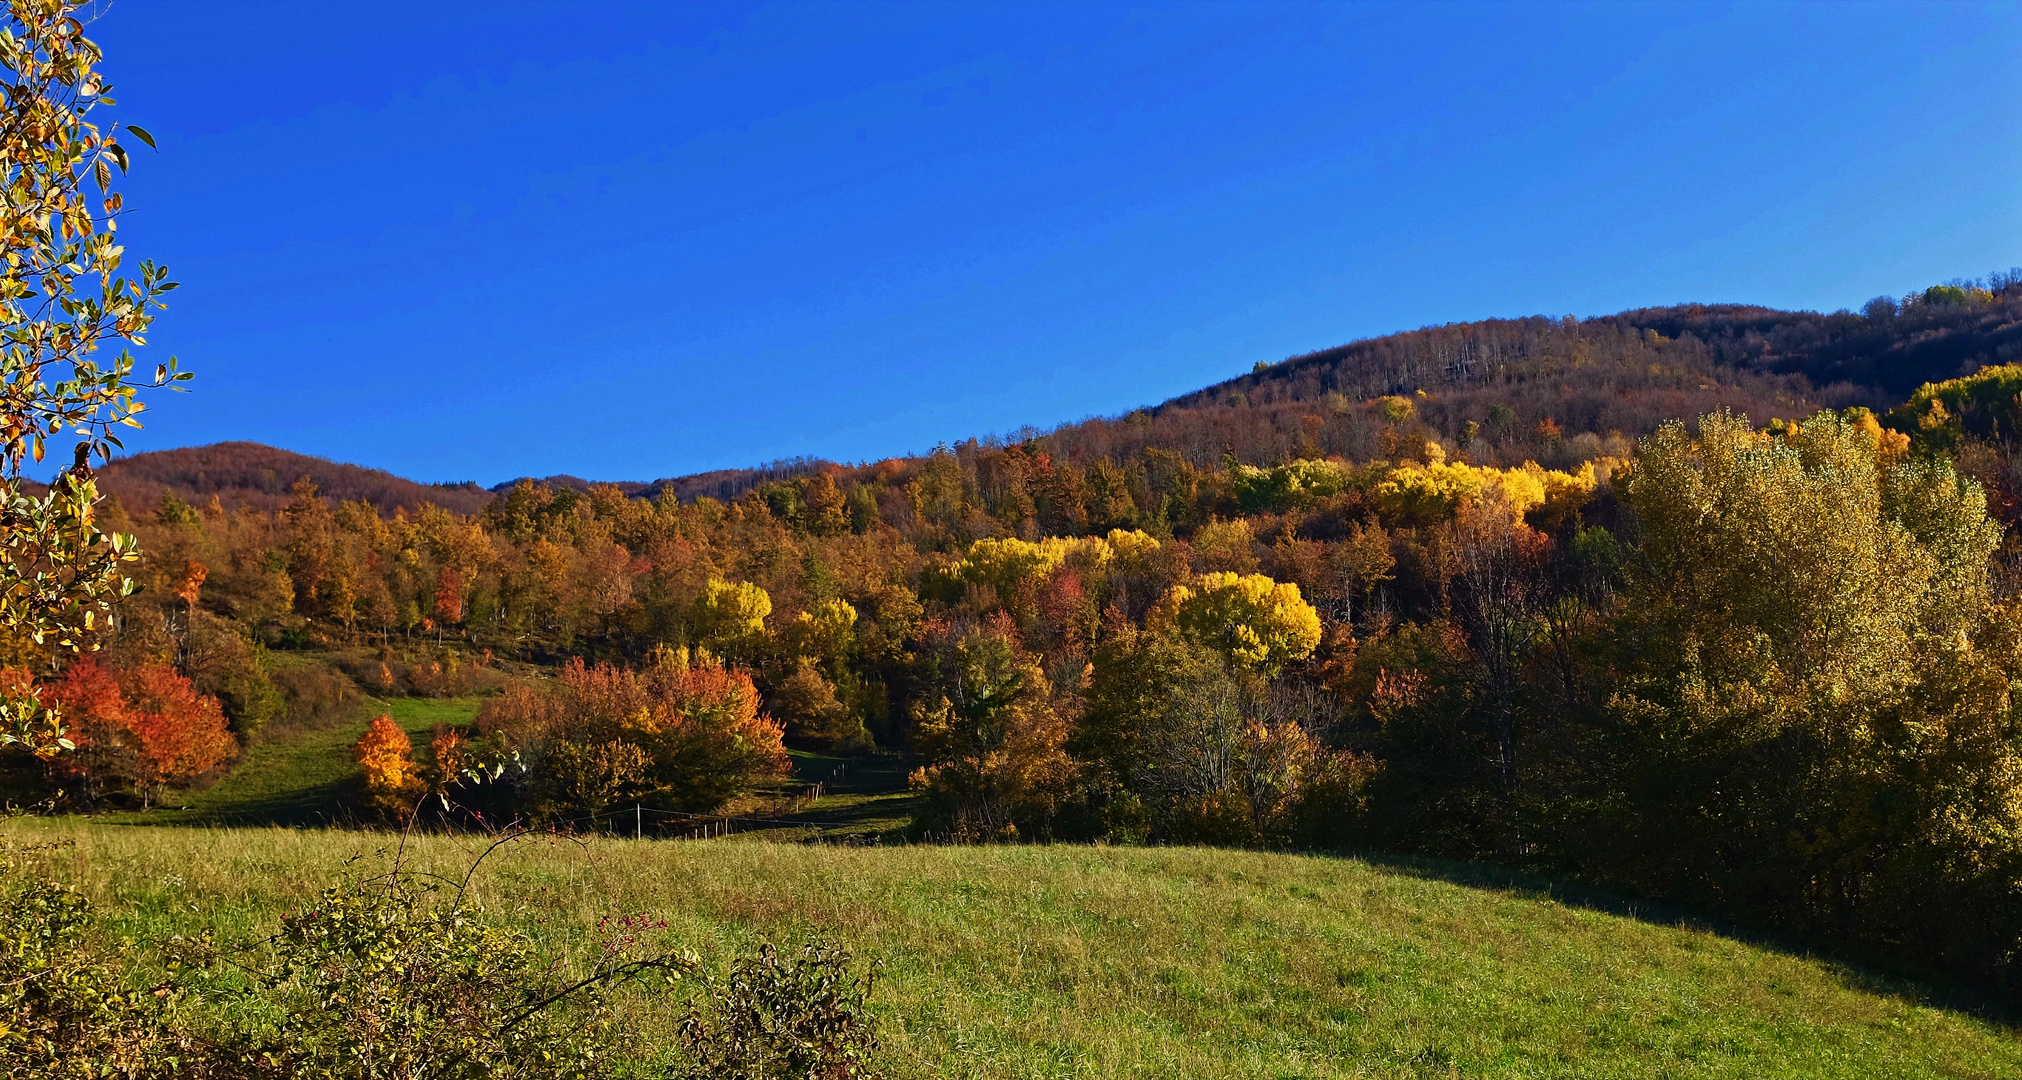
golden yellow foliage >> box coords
[1150,571,1322,671]
[932,531,1161,599]
[352,714,421,818]
[1374,456,1600,528]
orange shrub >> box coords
[353,714,422,820]
[44,658,237,806]
[475,652,788,814]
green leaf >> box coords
[124,124,155,149]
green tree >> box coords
[1592,409,2022,984]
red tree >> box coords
[44,658,236,806]
[434,566,464,626]
[123,665,238,801]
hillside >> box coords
[1040,286,2022,472]
[10,819,2017,1079]
[95,441,494,516]
[95,285,2022,512]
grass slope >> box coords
[105,696,483,826]
[9,820,2016,1079]
[107,686,920,835]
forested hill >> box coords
[95,442,493,516]
[99,279,2022,511]
[1038,282,2022,472]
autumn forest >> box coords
[1,276,2015,1003]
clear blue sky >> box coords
[89,0,2021,484]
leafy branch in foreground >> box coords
[1,831,889,1079]
[0,0,188,756]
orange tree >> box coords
[0,1,188,757]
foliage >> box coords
[1889,362,2022,452]
[352,713,422,821]
[769,660,868,751]
[41,655,235,806]
[222,866,685,1080]
[474,651,789,817]
[1076,629,1370,845]
[1228,458,1360,514]
[1148,571,1320,673]
[1,830,898,1078]
[907,620,1075,841]
[674,939,884,1080]
[0,843,199,1078]
[694,578,772,657]
[0,0,188,756]
[1372,444,1598,528]
[1585,408,2022,986]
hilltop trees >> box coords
[28,290,2022,987]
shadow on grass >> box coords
[95,778,366,829]
[1342,847,2022,1029]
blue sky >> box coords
[88,0,2021,484]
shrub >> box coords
[0,844,202,1079]
[43,659,237,808]
[0,841,889,1078]
[475,651,789,817]
[227,874,673,1079]
[269,658,361,731]
[675,939,884,1080]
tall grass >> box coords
[6,819,2016,1079]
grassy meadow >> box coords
[7,818,2017,1079]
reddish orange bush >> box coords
[475,652,787,814]
[44,658,237,806]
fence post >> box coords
[636,803,642,841]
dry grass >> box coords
[7,819,2017,1078]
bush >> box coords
[269,658,361,731]
[226,874,672,1079]
[676,939,884,1080]
[0,839,888,1078]
[473,651,789,818]
[0,843,201,1079]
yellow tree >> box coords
[352,714,422,819]
[1150,572,1321,674]
[692,577,770,658]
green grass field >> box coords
[7,819,2017,1079]
[100,695,483,826]
[30,685,2020,1076]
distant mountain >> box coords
[97,442,494,517]
[488,458,832,506]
